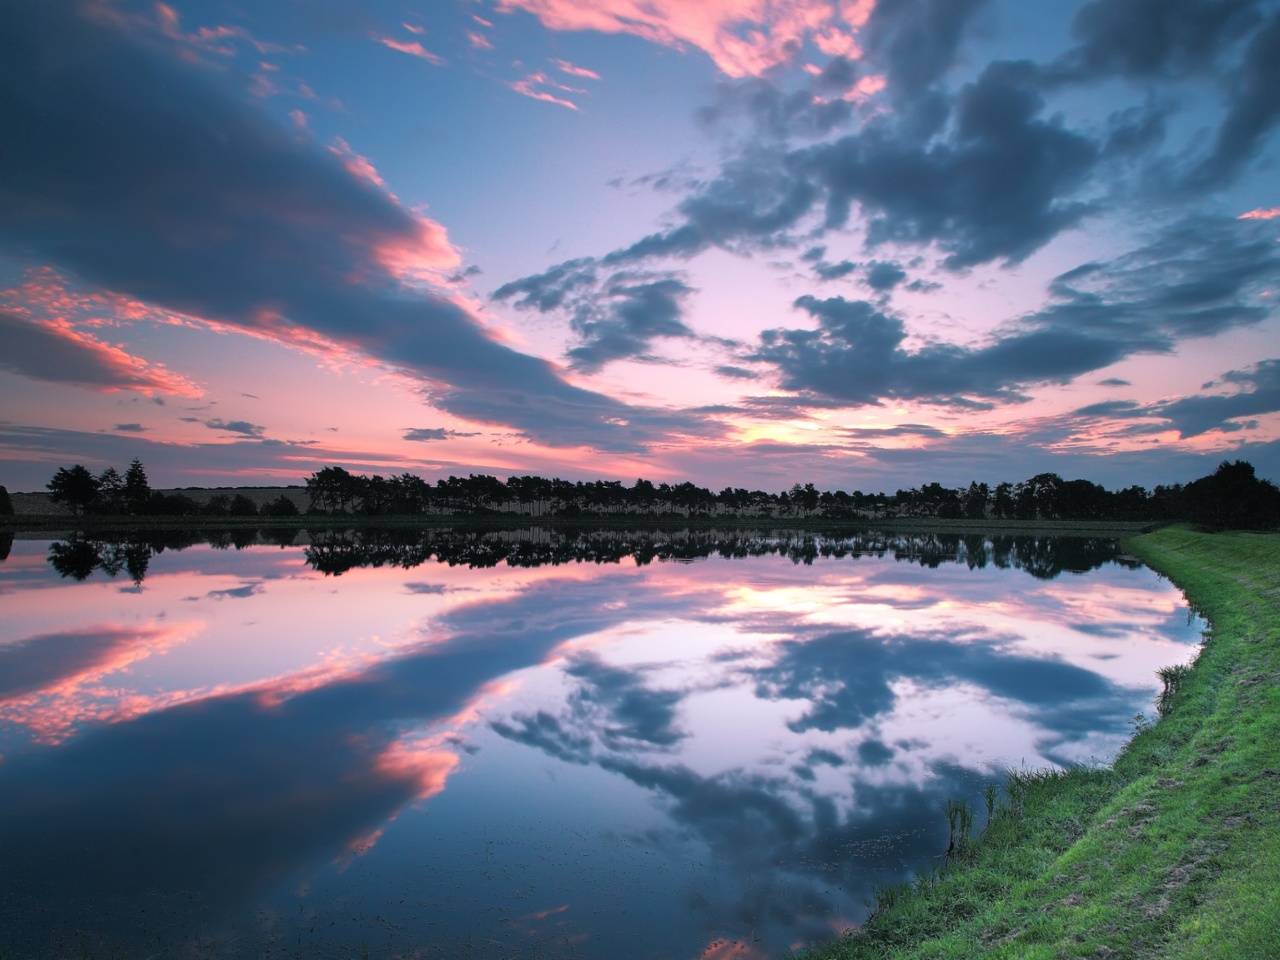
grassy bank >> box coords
[803,526,1280,960]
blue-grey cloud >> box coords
[491,710,595,763]
[862,0,990,135]
[857,739,895,766]
[566,275,696,372]
[564,654,685,749]
[696,56,862,141]
[206,582,264,600]
[492,257,598,311]
[1048,1,1280,189]
[113,423,147,433]
[1189,13,1280,187]
[0,627,156,701]
[842,423,948,440]
[753,624,1124,735]
[402,427,479,442]
[0,310,191,395]
[1058,0,1264,81]
[495,265,697,372]
[1074,399,1145,418]
[204,418,265,438]
[749,217,1279,408]
[810,59,1100,268]
[0,2,703,453]
[865,260,907,291]
[1160,358,1280,436]
[1083,358,1280,438]
[603,147,820,265]
[404,427,449,441]
[534,57,1100,277]
[813,259,858,281]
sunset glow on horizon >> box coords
[2,0,1279,492]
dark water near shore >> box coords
[0,528,1202,959]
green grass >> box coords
[801,526,1280,960]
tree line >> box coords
[43,460,299,518]
[33,457,1280,529]
[300,460,1278,529]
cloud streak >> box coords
[496,0,876,78]
[0,310,200,397]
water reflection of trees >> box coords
[43,527,298,584]
[41,527,1126,583]
[304,528,1125,578]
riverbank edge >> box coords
[0,514,1162,537]
[799,525,1280,960]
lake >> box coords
[0,528,1203,959]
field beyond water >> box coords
[801,526,1280,960]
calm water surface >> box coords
[0,529,1202,959]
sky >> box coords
[2,0,1279,493]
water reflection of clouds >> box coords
[478,558,1193,948]
[0,539,1204,958]
[0,621,203,744]
[0,578,630,951]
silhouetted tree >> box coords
[202,494,231,517]
[0,484,12,516]
[228,494,259,517]
[1113,485,1151,520]
[963,482,990,519]
[95,467,125,513]
[262,494,300,517]
[1183,460,1280,529]
[1014,473,1064,519]
[992,482,1014,519]
[307,466,358,513]
[124,459,152,514]
[47,465,99,515]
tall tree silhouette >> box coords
[124,459,152,515]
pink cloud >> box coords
[0,621,202,743]
[378,36,445,65]
[551,58,602,80]
[329,136,387,188]
[510,72,586,110]
[373,738,460,801]
[495,0,876,77]
[468,31,495,50]
[1239,207,1280,220]
[152,2,285,57]
[0,309,202,398]
[318,141,463,281]
[372,213,463,283]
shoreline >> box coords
[798,525,1280,960]
[0,512,1163,538]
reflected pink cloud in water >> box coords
[0,531,1203,958]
